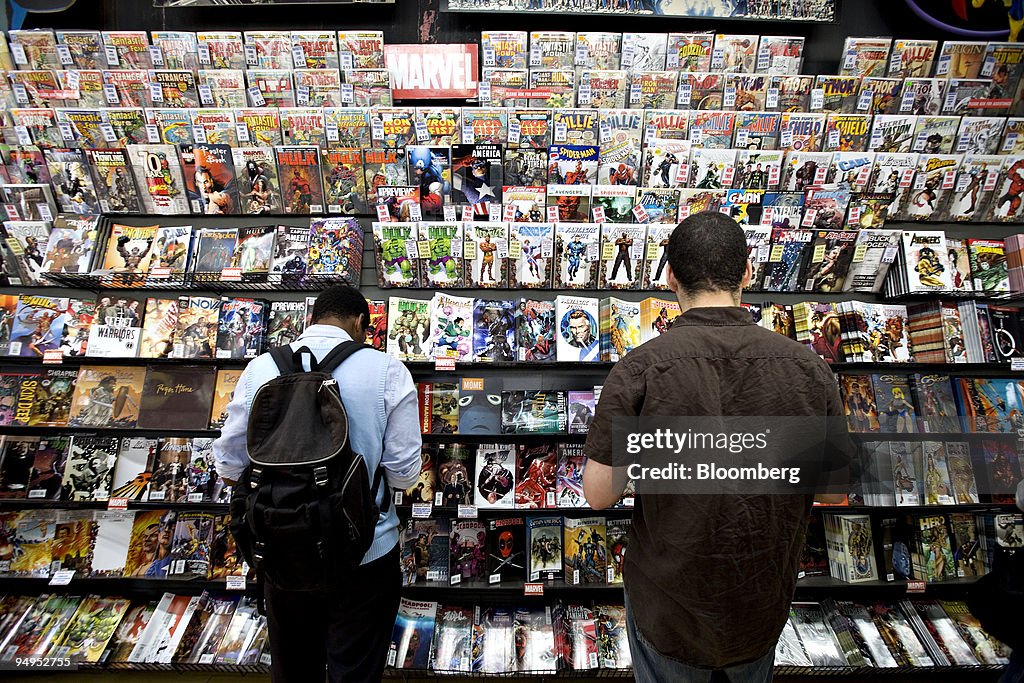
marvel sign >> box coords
[385,44,479,100]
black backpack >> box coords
[228,340,389,592]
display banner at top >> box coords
[385,43,479,100]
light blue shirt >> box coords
[212,324,422,564]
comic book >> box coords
[405,146,450,220]
[474,443,516,509]
[6,294,69,358]
[814,75,860,114]
[869,115,917,154]
[690,148,737,190]
[171,296,219,359]
[527,69,575,109]
[86,294,144,358]
[3,220,51,285]
[769,75,814,113]
[733,112,781,152]
[470,299,515,363]
[191,228,237,273]
[504,149,548,187]
[209,368,242,429]
[667,32,713,72]
[643,109,690,142]
[500,390,566,434]
[191,110,239,146]
[292,69,342,107]
[515,299,555,362]
[942,78,991,116]
[640,139,690,188]
[597,225,645,290]
[420,222,464,289]
[345,68,393,107]
[901,155,961,221]
[338,30,385,69]
[167,511,214,578]
[1,183,57,222]
[386,296,430,362]
[944,155,1003,222]
[450,144,503,215]
[989,156,1024,221]
[506,109,551,150]
[374,185,419,222]
[713,34,758,73]
[554,295,600,363]
[529,31,575,69]
[42,215,97,277]
[215,298,267,359]
[599,298,640,362]
[822,114,871,153]
[323,108,371,148]
[229,146,280,214]
[275,146,324,214]
[591,186,636,223]
[464,223,508,289]
[308,217,362,281]
[372,222,419,288]
[553,223,599,289]
[967,239,1009,294]
[124,143,188,214]
[803,185,853,231]
[10,108,62,149]
[428,293,472,362]
[912,117,959,155]
[777,112,824,153]
[363,147,408,206]
[83,148,139,213]
[723,189,765,225]
[563,516,605,585]
[955,118,1005,156]
[481,30,528,69]
[515,445,556,510]
[416,108,461,146]
[233,108,281,147]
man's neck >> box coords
[676,291,742,314]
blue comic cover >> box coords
[472,299,515,363]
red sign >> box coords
[385,44,479,100]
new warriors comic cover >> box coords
[465,222,508,288]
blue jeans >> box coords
[625,592,776,683]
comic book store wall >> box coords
[2,0,1024,680]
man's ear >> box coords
[665,263,679,294]
[741,259,753,290]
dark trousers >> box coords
[265,545,401,683]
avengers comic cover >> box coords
[308,217,362,280]
[527,516,562,581]
[502,186,547,223]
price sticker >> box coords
[450,573,462,585]
[192,125,208,144]
[810,88,824,110]
[575,45,589,67]
[476,80,491,103]
[577,84,591,106]
[415,120,430,143]
[489,573,501,585]
[143,123,160,143]
[58,122,75,142]
[780,129,793,148]
[710,47,725,70]
[3,205,19,221]
[677,83,692,107]
[187,493,205,503]
[508,119,521,145]
[28,489,46,499]
[913,131,929,151]
[607,567,617,583]
[198,84,213,105]
[547,205,560,222]
[814,166,828,184]
[802,208,818,227]
[370,118,385,141]
[14,126,32,146]
[622,497,635,507]
[852,243,868,262]
[956,173,970,193]
[899,168,915,188]
[629,83,641,105]
[483,46,496,67]
[1012,358,1024,372]
[667,51,680,69]
[676,163,689,185]
[690,127,703,146]
[723,86,736,109]
[757,48,771,72]
[766,87,779,109]
[768,165,780,186]
[296,84,310,106]
[621,42,635,67]
[38,204,52,222]
[735,129,749,147]
[56,44,74,66]
[900,89,915,112]
[719,205,732,215]
[984,170,1000,191]
[529,44,542,67]
[149,45,165,67]
[487,203,502,223]
[592,206,606,223]
[599,122,612,144]
[857,90,873,111]
[234,122,250,143]
[762,207,774,226]
[843,50,856,71]
[43,349,63,364]
[105,45,120,67]
[936,53,951,75]
[100,123,118,143]
[721,166,735,186]
[755,243,771,263]
[524,582,544,596]
[632,204,650,223]
[411,503,432,518]
[247,86,266,107]
[942,170,956,190]
[443,205,457,222]
[12,82,30,105]
[1003,133,1019,152]
[645,125,657,143]
[458,504,478,518]
[325,121,339,143]
[554,122,568,142]
[890,52,902,75]
[956,136,969,153]
[856,165,872,187]
[943,89,957,113]
[981,55,996,77]
[221,267,243,281]
[462,124,475,145]
[336,83,353,104]
[10,42,27,65]
[244,44,259,66]
[292,44,307,68]
[49,570,75,586]
[226,575,246,590]
[827,129,840,149]
[149,267,171,279]
[462,205,475,222]
[64,70,80,91]
[503,203,516,221]
[870,129,883,149]
[340,53,354,70]
[149,81,164,103]
[770,244,785,261]
[103,83,120,104]
[408,204,423,222]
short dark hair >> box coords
[310,286,369,330]
[666,211,748,295]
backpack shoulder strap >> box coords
[269,344,301,375]
[316,340,367,375]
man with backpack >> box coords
[213,285,422,682]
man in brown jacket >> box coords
[583,211,847,682]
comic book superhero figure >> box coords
[564,236,587,281]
